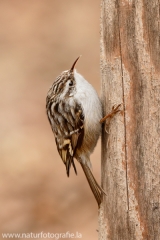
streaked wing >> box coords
[47,98,84,176]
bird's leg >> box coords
[100,104,122,130]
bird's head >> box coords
[47,56,81,101]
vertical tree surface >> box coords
[99,0,160,239]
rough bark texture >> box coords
[99,0,160,239]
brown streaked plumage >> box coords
[46,57,106,206]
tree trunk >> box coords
[99,0,160,239]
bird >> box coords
[46,56,119,206]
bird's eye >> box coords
[69,81,73,86]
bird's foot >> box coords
[100,104,122,132]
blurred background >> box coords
[0,1,101,239]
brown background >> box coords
[0,1,102,240]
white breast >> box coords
[74,70,102,123]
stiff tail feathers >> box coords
[80,162,106,207]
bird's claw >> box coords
[100,104,122,129]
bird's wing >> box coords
[47,99,84,176]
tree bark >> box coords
[99,0,160,239]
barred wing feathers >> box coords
[47,99,84,176]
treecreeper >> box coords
[46,56,120,206]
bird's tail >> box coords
[80,162,106,207]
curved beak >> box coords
[70,56,81,72]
